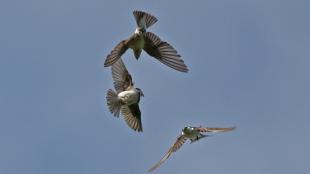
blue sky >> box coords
[0,0,309,174]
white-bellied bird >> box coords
[106,58,144,132]
[104,10,189,72]
[148,126,236,172]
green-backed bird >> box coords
[148,126,236,172]
[104,10,188,72]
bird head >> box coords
[182,126,191,132]
[136,88,144,97]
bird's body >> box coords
[104,10,189,72]
[118,88,141,105]
[129,34,144,51]
[182,127,207,143]
[128,31,145,59]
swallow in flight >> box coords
[106,58,144,132]
[148,126,236,172]
[104,10,189,72]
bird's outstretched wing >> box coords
[194,126,236,133]
[133,11,158,29]
[121,104,143,132]
[111,58,133,93]
[148,135,187,172]
[143,32,189,72]
[104,40,129,67]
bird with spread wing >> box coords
[106,58,144,132]
[104,10,189,72]
[148,126,236,172]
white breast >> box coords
[118,89,139,105]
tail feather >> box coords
[133,10,158,29]
[106,89,122,117]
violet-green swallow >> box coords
[148,126,236,172]
[106,58,144,132]
[104,10,189,72]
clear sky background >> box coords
[1,0,309,174]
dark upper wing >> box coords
[148,135,187,172]
[111,58,133,93]
[133,11,158,29]
[104,40,129,67]
[143,32,189,72]
[194,126,236,133]
[121,104,142,132]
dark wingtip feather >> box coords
[104,54,120,67]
